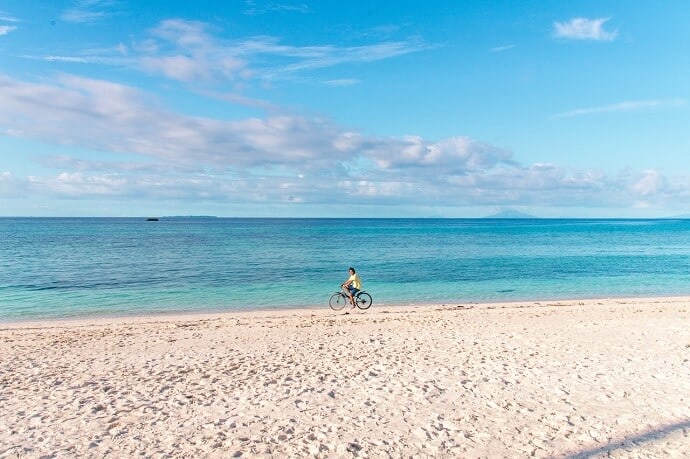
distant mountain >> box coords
[485,209,537,219]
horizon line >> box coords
[2,216,690,220]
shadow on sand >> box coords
[559,419,690,458]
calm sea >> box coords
[2,217,690,321]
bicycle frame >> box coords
[329,288,372,311]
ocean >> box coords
[2,217,690,321]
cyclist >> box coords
[341,267,362,307]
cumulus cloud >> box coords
[151,19,214,48]
[134,20,249,83]
[2,74,689,210]
[0,171,27,197]
[553,17,617,41]
[0,74,352,169]
[366,135,515,174]
[624,169,690,209]
[0,171,13,185]
[139,55,211,81]
[630,170,664,196]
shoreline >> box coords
[2,297,689,457]
[5,293,690,327]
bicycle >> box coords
[329,287,373,311]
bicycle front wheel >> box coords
[329,293,347,311]
[356,292,372,310]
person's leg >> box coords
[347,286,356,306]
[351,287,361,306]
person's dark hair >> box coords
[349,267,356,273]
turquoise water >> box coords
[2,217,690,321]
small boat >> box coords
[146,218,159,221]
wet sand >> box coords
[1,297,689,458]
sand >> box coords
[1,297,689,458]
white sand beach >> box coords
[1,297,689,458]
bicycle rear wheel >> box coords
[356,292,372,310]
[329,293,347,311]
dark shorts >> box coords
[347,285,360,296]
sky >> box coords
[1,0,689,217]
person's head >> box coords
[349,267,356,275]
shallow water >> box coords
[2,217,690,320]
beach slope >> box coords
[1,298,689,457]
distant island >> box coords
[162,216,219,219]
[485,209,537,219]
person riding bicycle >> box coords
[342,267,362,307]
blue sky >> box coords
[1,1,689,217]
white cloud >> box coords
[0,11,20,22]
[0,25,17,36]
[2,74,689,210]
[23,44,131,66]
[51,172,128,196]
[0,74,349,169]
[323,79,360,87]
[139,55,211,82]
[553,17,617,41]
[150,19,214,49]
[271,38,431,76]
[44,56,91,63]
[200,90,276,110]
[133,20,251,83]
[0,171,26,197]
[35,19,430,85]
[60,0,122,23]
[367,135,515,174]
[60,9,104,23]
[244,1,310,16]
[39,155,201,175]
[16,17,430,105]
[630,170,664,196]
[554,99,687,118]
[490,44,515,53]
